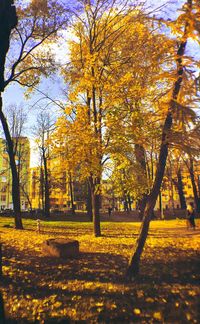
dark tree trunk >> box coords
[126,111,173,279]
[159,191,164,219]
[0,1,22,229]
[69,172,75,216]
[197,175,200,197]
[137,195,147,220]
[87,181,93,221]
[0,0,18,91]
[135,144,148,217]
[40,166,44,211]
[135,144,147,171]
[89,176,101,237]
[127,194,132,211]
[43,152,50,218]
[189,157,200,212]
[126,11,190,279]
[0,97,23,229]
[177,168,187,209]
[21,184,33,212]
[123,196,129,212]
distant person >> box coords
[187,202,196,230]
[108,207,112,217]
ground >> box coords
[0,216,199,323]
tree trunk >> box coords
[135,144,148,218]
[43,153,50,218]
[127,194,132,211]
[89,176,101,237]
[21,184,33,211]
[0,0,17,91]
[69,172,75,216]
[126,10,190,279]
[177,168,187,209]
[87,181,93,221]
[137,195,147,220]
[159,191,164,219]
[40,166,44,211]
[0,96,23,229]
[126,112,172,279]
[0,1,22,228]
[123,196,129,212]
[189,157,200,212]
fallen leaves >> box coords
[0,217,199,322]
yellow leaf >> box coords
[133,308,141,315]
[186,313,192,321]
[54,301,62,308]
[153,312,162,320]
[146,297,154,303]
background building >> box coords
[0,137,30,210]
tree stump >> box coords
[42,238,79,258]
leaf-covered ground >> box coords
[0,216,199,323]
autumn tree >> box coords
[126,0,200,279]
[58,0,170,236]
[0,0,21,228]
[104,24,172,218]
[0,0,68,228]
[5,104,31,211]
[183,155,200,212]
[33,111,56,217]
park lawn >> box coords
[0,217,199,323]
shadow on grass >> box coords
[1,244,200,323]
[2,243,200,287]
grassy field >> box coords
[0,216,199,323]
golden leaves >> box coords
[133,308,141,315]
[153,311,162,320]
[0,218,199,322]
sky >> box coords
[2,0,199,167]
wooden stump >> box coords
[42,238,79,258]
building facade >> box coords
[0,137,30,210]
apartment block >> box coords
[0,137,30,210]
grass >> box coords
[0,216,199,323]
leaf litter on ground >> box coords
[0,217,199,323]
